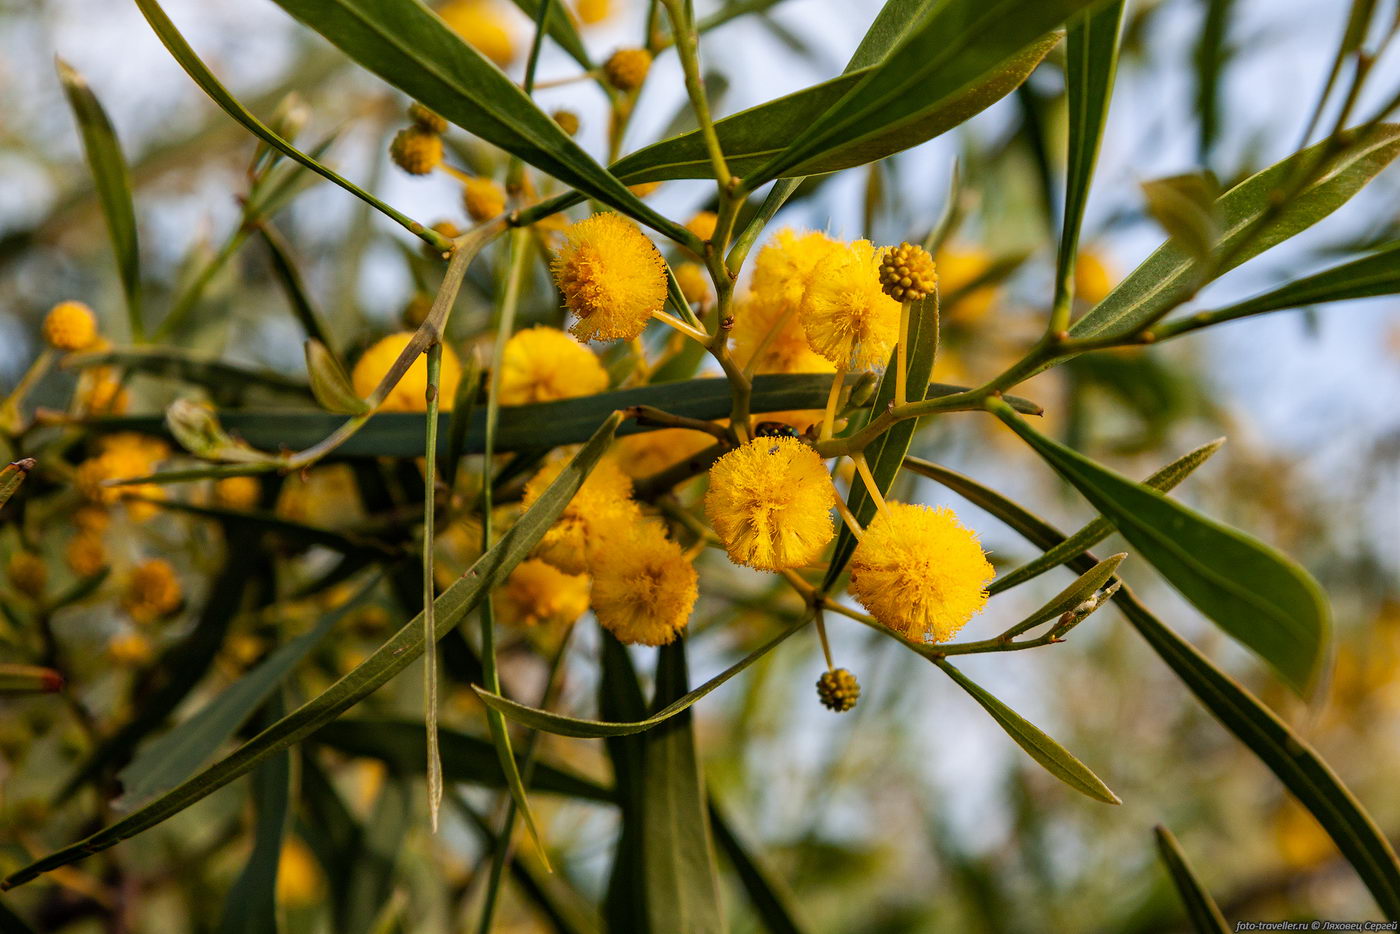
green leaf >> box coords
[1,413,623,890]
[823,292,939,590]
[1140,172,1222,263]
[642,640,726,934]
[259,224,336,354]
[0,459,34,512]
[709,800,811,934]
[217,696,291,934]
[1071,124,1400,341]
[310,718,613,802]
[1056,0,1124,309]
[987,437,1225,595]
[1153,825,1229,934]
[935,659,1119,804]
[65,346,313,401]
[56,59,142,340]
[305,339,371,415]
[508,0,594,70]
[117,578,377,808]
[600,632,650,933]
[993,402,1330,694]
[266,0,675,237]
[1003,552,1126,633]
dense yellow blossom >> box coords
[107,631,154,667]
[407,101,447,134]
[674,262,711,306]
[276,837,324,907]
[389,126,442,175]
[66,532,106,578]
[848,502,993,643]
[495,559,590,628]
[522,457,640,574]
[685,211,718,242]
[439,0,515,66]
[123,558,183,623]
[753,228,842,308]
[75,433,170,511]
[350,333,463,413]
[499,326,608,405]
[705,436,836,571]
[732,230,841,381]
[552,109,580,136]
[1074,249,1116,306]
[614,428,715,479]
[552,213,667,342]
[79,370,130,415]
[604,48,651,91]
[576,0,611,24]
[214,475,261,510]
[589,521,697,645]
[43,301,98,351]
[800,239,902,371]
[463,175,506,221]
[6,552,46,598]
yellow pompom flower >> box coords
[799,239,902,371]
[495,559,590,628]
[674,262,711,306]
[732,229,842,378]
[576,0,611,25]
[685,211,718,242]
[107,631,154,667]
[439,0,516,66]
[7,552,47,599]
[499,326,608,405]
[66,532,106,578]
[522,457,640,575]
[552,213,667,343]
[753,228,843,308]
[351,333,463,413]
[463,175,507,222]
[123,558,183,623]
[276,837,324,907]
[589,521,697,646]
[75,433,169,506]
[43,301,98,351]
[935,247,998,321]
[389,126,443,175]
[552,109,580,136]
[1074,249,1116,306]
[705,436,836,571]
[847,502,994,643]
[603,48,652,92]
[215,475,261,510]
[614,428,716,479]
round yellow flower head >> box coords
[43,301,98,351]
[215,475,262,510]
[878,242,937,302]
[80,370,130,415]
[499,326,608,405]
[704,436,835,571]
[674,262,711,306]
[935,246,997,320]
[107,631,154,667]
[799,239,903,371]
[495,559,590,628]
[589,521,697,646]
[816,668,860,712]
[66,532,106,578]
[752,228,843,309]
[552,109,580,136]
[7,552,47,599]
[76,433,169,504]
[389,126,443,175]
[463,175,507,222]
[439,0,516,66]
[351,333,463,413]
[522,456,639,575]
[276,837,324,907]
[685,210,718,242]
[123,557,183,623]
[848,502,994,643]
[551,213,667,342]
[604,48,652,92]
[1074,249,1116,306]
[407,101,448,134]
[576,0,611,25]
[730,290,834,376]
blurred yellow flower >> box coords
[107,631,154,667]
[935,247,998,321]
[674,262,711,306]
[499,326,608,405]
[43,301,98,351]
[705,436,835,571]
[552,213,667,343]
[65,533,106,578]
[685,211,718,242]
[576,0,611,25]
[6,552,46,599]
[276,837,324,907]
[389,126,443,175]
[589,521,697,645]
[351,333,463,413]
[463,175,507,222]
[439,0,515,66]
[603,48,652,91]
[522,457,639,575]
[799,239,902,371]
[495,558,590,627]
[122,558,183,624]
[214,475,261,510]
[1074,249,1116,306]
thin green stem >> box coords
[422,340,443,832]
[660,0,731,190]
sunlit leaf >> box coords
[1153,825,1229,934]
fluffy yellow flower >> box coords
[603,48,652,91]
[66,532,106,578]
[576,0,611,24]
[350,333,463,413]
[79,370,130,415]
[215,475,261,510]
[936,247,998,321]
[107,631,154,667]
[732,229,842,376]
[499,326,608,405]
[495,559,590,627]
[389,126,442,175]
[674,262,711,306]
[75,433,170,506]
[685,211,718,242]
[43,301,98,351]
[439,0,515,66]
[552,109,580,136]
[6,552,46,599]
[463,175,507,222]
[705,436,836,571]
[123,558,183,623]
[276,837,324,907]
[552,213,667,343]
[847,502,994,643]
[1075,249,1116,306]
[753,229,843,308]
[522,457,639,574]
[614,428,715,479]
[589,521,697,645]
[799,239,902,371]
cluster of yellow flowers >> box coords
[74,432,171,521]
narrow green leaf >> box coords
[1192,0,1238,162]
[1,413,623,890]
[508,0,594,69]
[65,346,313,401]
[600,632,650,934]
[56,59,142,339]
[642,640,725,934]
[0,459,33,511]
[987,437,1225,595]
[936,659,1120,804]
[1071,124,1400,341]
[992,402,1330,694]
[217,696,291,934]
[709,800,811,934]
[1002,553,1126,634]
[475,617,809,738]
[1153,825,1230,934]
[259,224,336,353]
[305,339,370,415]
[1140,172,1222,262]
[117,578,377,808]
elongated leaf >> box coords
[1,413,622,890]
[1071,124,1400,340]
[117,578,377,808]
[1153,826,1229,933]
[311,718,613,802]
[305,339,370,415]
[1004,553,1125,633]
[909,461,1400,917]
[642,640,725,934]
[260,225,336,353]
[57,60,142,339]
[0,665,63,696]
[217,697,291,934]
[936,659,1119,804]
[65,346,312,400]
[987,438,1225,595]
[600,632,650,933]
[267,0,674,237]
[509,0,593,69]
[709,801,810,934]
[1140,172,1222,262]
[0,459,33,510]
[993,402,1330,694]
[476,617,808,738]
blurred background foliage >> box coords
[0,0,1397,931]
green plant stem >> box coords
[423,340,443,832]
[660,0,731,191]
